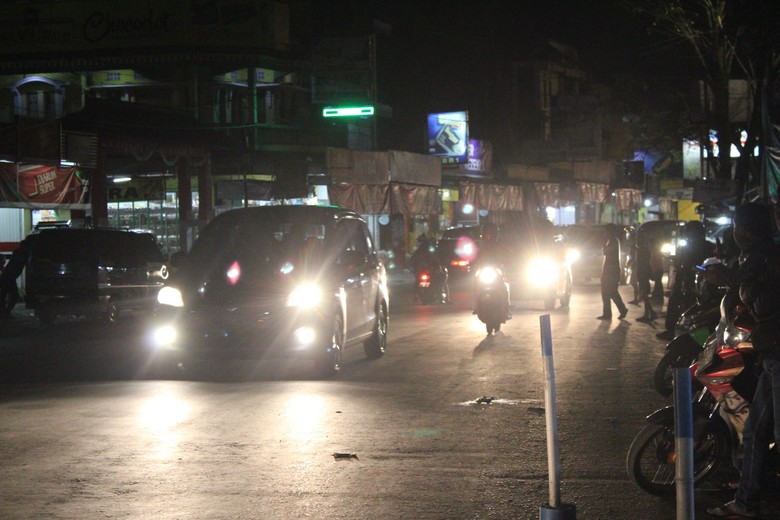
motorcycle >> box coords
[652,296,722,396]
[415,267,449,305]
[627,308,761,495]
[411,238,449,305]
[475,265,509,335]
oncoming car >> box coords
[147,206,389,378]
[497,213,572,310]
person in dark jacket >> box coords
[656,221,714,340]
[708,202,780,518]
[0,239,30,318]
[597,223,628,320]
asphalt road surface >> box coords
[1,273,778,519]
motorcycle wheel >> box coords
[653,346,702,397]
[626,416,727,495]
[419,289,435,305]
[486,321,501,334]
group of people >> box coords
[599,220,719,332]
[597,205,780,518]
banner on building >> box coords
[0,164,88,208]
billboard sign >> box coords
[427,111,468,164]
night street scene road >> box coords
[2,276,780,519]
[1,0,780,519]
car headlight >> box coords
[287,283,322,308]
[565,248,581,264]
[526,257,559,286]
[152,325,177,348]
[477,266,499,284]
[661,242,674,255]
[157,286,184,307]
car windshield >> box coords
[441,227,481,240]
[182,210,331,293]
[563,226,604,251]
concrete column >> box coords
[177,160,192,251]
[198,155,213,223]
[90,146,108,227]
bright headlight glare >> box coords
[293,326,316,346]
[527,257,558,286]
[287,284,322,308]
[157,286,184,307]
[566,248,581,264]
[152,325,177,347]
[661,242,674,255]
[478,266,498,284]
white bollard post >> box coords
[538,314,576,520]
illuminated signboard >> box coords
[427,111,469,164]
[322,106,375,117]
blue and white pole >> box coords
[539,314,576,520]
[674,366,695,519]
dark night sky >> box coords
[310,0,697,154]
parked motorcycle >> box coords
[627,309,760,495]
[652,297,722,396]
[475,265,509,334]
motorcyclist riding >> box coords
[411,235,449,303]
[473,222,511,319]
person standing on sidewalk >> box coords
[707,202,780,518]
[0,239,30,318]
[597,223,628,320]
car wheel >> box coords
[315,314,343,378]
[364,302,387,359]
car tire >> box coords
[364,302,387,359]
[315,314,343,378]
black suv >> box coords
[148,206,389,378]
[25,228,168,324]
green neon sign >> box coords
[322,106,375,117]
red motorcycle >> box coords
[627,308,761,495]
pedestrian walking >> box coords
[625,226,641,305]
[707,202,780,518]
[596,223,628,320]
[635,232,658,323]
[0,239,30,318]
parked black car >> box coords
[25,228,168,324]
[147,205,389,378]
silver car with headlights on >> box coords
[148,206,389,378]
